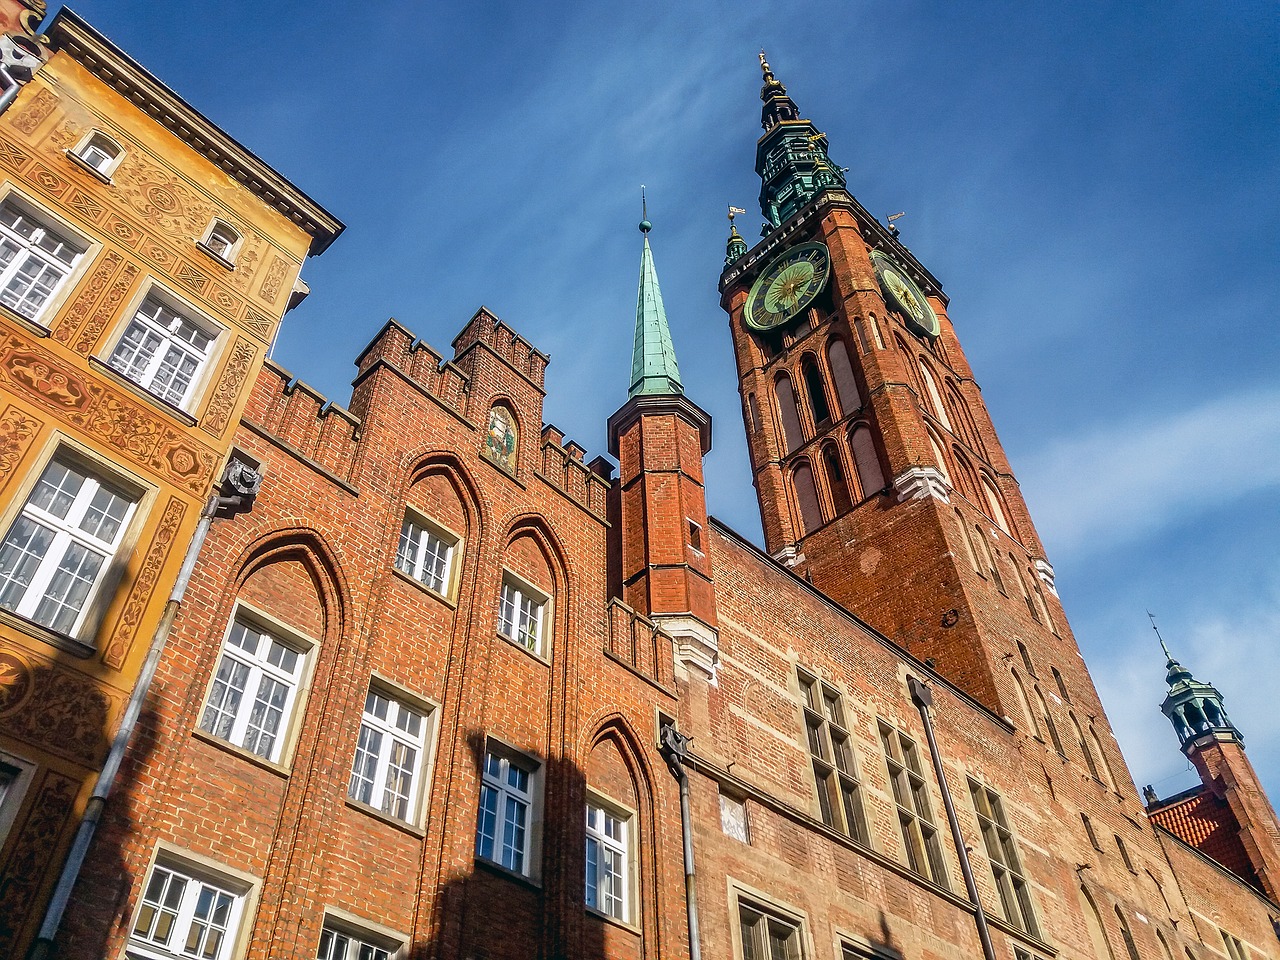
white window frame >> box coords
[347,684,433,824]
[0,450,140,638]
[197,615,308,764]
[128,852,252,960]
[198,218,242,267]
[0,194,86,324]
[0,750,35,849]
[475,744,539,877]
[105,291,219,412]
[69,129,125,179]
[498,571,548,656]
[585,794,633,923]
[394,513,457,597]
[316,914,403,960]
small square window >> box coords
[200,219,242,265]
[317,919,401,960]
[0,453,139,637]
[130,855,249,960]
[198,617,307,764]
[498,574,547,656]
[348,686,432,823]
[475,746,539,876]
[394,515,456,596]
[71,131,124,177]
[106,294,217,410]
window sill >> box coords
[585,906,641,936]
[191,727,291,778]
[390,566,458,610]
[497,631,550,667]
[88,356,199,426]
[63,149,114,184]
[195,240,237,271]
[475,855,541,890]
[479,450,525,488]
[0,301,52,338]
[345,797,427,838]
[0,605,94,659]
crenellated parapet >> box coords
[451,306,549,390]
[604,598,677,693]
[243,360,361,489]
[538,424,612,519]
[352,319,471,418]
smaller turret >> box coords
[1157,634,1241,752]
[724,206,748,266]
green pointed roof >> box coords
[629,219,683,398]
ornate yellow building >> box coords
[0,3,341,953]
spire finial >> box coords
[759,49,773,82]
[629,208,681,398]
[639,184,651,234]
[725,205,748,266]
[1148,611,1173,661]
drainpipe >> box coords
[908,675,998,960]
[660,724,702,960]
[28,458,263,960]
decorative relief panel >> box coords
[0,405,41,492]
[0,336,219,494]
[174,258,211,295]
[0,640,113,766]
[105,495,186,668]
[0,136,31,173]
[113,150,213,241]
[201,337,257,438]
[51,249,124,345]
[28,161,70,199]
[72,259,140,356]
[67,188,106,226]
[0,769,79,956]
[243,308,273,340]
[8,87,57,136]
[258,254,289,305]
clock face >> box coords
[744,242,831,332]
[871,250,940,338]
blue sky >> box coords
[63,2,1279,802]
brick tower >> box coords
[609,214,718,680]
[718,54,1109,747]
[1148,642,1280,899]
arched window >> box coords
[201,218,242,263]
[1033,574,1057,633]
[852,315,871,354]
[1078,886,1117,960]
[981,474,1011,534]
[928,428,951,484]
[73,130,124,177]
[1071,711,1102,781]
[1011,670,1040,738]
[792,461,823,534]
[867,313,884,350]
[952,448,979,503]
[974,526,1004,592]
[822,443,853,513]
[956,509,980,573]
[1114,906,1141,960]
[1010,556,1039,621]
[850,425,885,495]
[800,355,832,428]
[919,361,952,430]
[1089,725,1116,790]
[1155,930,1175,960]
[747,393,761,432]
[1035,685,1064,754]
[775,374,804,452]
[826,338,862,413]
[1051,667,1070,702]
[483,405,519,472]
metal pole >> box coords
[660,724,702,960]
[28,460,261,960]
[908,675,998,960]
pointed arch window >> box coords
[1070,711,1102,781]
[974,526,1004,593]
[1089,724,1116,790]
[1011,670,1040,739]
[775,374,804,453]
[822,443,854,514]
[981,475,1011,535]
[826,338,862,414]
[801,355,832,428]
[1010,556,1040,621]
[956,509,981,573]
[792,461,823,535]
[868,313,884,350]
[849,425,885,496]
[1115,906,1141,960]
[919,361,952,430]
[928,428,951,485]
[1051,667,1070,702]
[1034,685,1065,755]
[1078,886,1117,960]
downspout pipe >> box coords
[908,675,998,960]
[28,459,263,960]
[660,724,702,960]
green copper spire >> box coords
[1151,615,1242,752]
[629,204,683,398]
[756,51,848,229]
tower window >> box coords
[919,361,952,430]
[1081,813,1103,851]
[791,461,823,535]
[687,519,703,553]
[801,355,832,428]
[849,425,885,495]
[821,443,853,514]
[826,338,862,413]
[775,374,804,452]
[798,670,868,845]
[980,475,1011,535]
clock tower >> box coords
[720,55,1085,726]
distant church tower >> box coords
[719,54,1068,719]
[1149,642,1280,899]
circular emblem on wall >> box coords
[743,241,832,332]
[870,249,940,339]
[0,651,34,716]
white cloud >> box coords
[1020,385,1280,560]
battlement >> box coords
[538,424,613,519]
[353,319,472,415]
[452,306,549,390]
[604,598,677,694]
[245,360,362,488]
